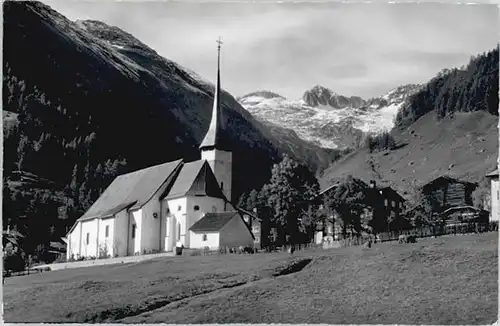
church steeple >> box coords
[199,37,228,151]
[199,37,233,202]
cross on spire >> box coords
[216,36,223,51]
[216,37,223,67]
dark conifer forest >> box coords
[396,46,499,128]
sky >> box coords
[43,1,499,99]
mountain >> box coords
[320,47,499,195]
[2,1,341,252]
[238,84,421,149]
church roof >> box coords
[199,40,231,151]
[78,159,183,222]
[189,211,239,232]
[163,160,226,200]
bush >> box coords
[365,132,397,153]
[3,247,26,273]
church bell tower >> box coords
[199,37,233,202]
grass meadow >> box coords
[3,232,498,324]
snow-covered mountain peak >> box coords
[239,84,423,149]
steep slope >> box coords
[319,111,498,195]
[239,84,421,149]
[2,1,338,252]
[321,47,499,195]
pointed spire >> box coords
[200,37,230,151]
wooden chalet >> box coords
[422,176,477,214]
[441,206,489,225]
[318,180,407,236]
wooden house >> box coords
[318,180,407,236]
[422,176,477,214]
[441,206,489,226]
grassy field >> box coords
[3,232,498,324]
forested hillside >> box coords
[396,46,499,128]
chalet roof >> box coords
[163,160,226,200]
[189,211,239,232]
[422,175,477,192]
[442,205,488,215]
[319,183,340,196]
[378,187,406,202]
[486,169,499,178]
[78,160,183,222]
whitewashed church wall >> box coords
[97,217,115,257]
[189,231,219,249]
[128,209,142,255]
[141,198,162,254]
[113,210,129,257]
[80,219,98,258]
[67,222,82,260]
[166,197,187,247]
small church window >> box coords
[221,182,224,191]
[384,199,388,206]
[202,234,207,241]
[212,205,217,213]
[105,225,109,238]
[86,233,90,245]
[177,223,181,241]
[132,224,136,239]
[194,205,200,211]
[178,205,182,211]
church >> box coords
[65,40,255,260]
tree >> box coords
[472,178,491,212]
[323,175,369,238]
[401,183,433,228]
[263,155,319,246]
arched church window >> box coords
[194,205,200,211]
[202,234,207,241]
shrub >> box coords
[365,132,397,153]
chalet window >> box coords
[194,205,200,211]
[86,233,90,245]
[202,234,207,241]
[105,225,109,238]
[132,224,136,239]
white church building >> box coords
[66,41,255,259]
